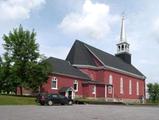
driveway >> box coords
[0,105,159,120]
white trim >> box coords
[129,80,132,95]
[73,45,146,80]
[120,77,124,94]
[65,87,75,99]
[52,72,89,80]
[104,65,145,79]
[105,85,107,99]
[109,75,113,85]
[73,64,145,80]
[51,77,58,90]
[73,80,78,92]
[72,64,104,70]
[113,86,115,101]
[92,85,96,98]
[136,81,139,96]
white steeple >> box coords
[115,15,131,64]
[117,15,130,54]
[120,15,127,42]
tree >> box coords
[2,25,50,95]
[0,53,17,94]
[0,56,2,65]
[147,83,159,103]
[26,57,50,92]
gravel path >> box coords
[0,105,159,120]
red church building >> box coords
[41,16,146,103]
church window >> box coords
[92,85,96,94]
[129,80,132,95]
[51,77,58,89]
[120,77,124,94]
[74,80,78,92]
[109,75,113,85]
[136,81,139,95]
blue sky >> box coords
[0,0,159,83]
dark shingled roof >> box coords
[46,57,90,80]
[66,40,145,77]
[66,40,96,66]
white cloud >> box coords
[0,0,45,21]
[59,0,119,40]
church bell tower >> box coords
[115,15,131,64]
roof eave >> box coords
[84,44,145,80]
[72,64,145,80]
[51,72,91,81]
[103,65,146,80]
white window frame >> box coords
[129,80,132,95]
[108,85,112,94]
[90,73,94,80]
[51,77,58,89]
[92,85,96,94]
[120,77,124,94]
[109,75,113,85]
[136,81,139,96]
[74,80,78,92]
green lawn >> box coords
[0,95,37,105]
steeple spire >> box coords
[117,15,129,54]
[120,15,127,42]
[115,14,131,64]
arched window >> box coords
[92,85,96,94]
[51,77,58,89]
[74,80,78,92]
[122,45,124,50]
[109,75,113,85]
[120,77,124,94]
[90,73,94,80]
[136,81,139,95]
[118,46,120,51]
[129,80,132,95]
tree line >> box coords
[0,25,50,95]
[147,83,159,103]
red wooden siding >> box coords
[96,84,105,98]
[41,74,84,96]
[104,70,145,99]
[41,68,145,100]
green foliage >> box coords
[25,57,51,92]
[1,25,50,94]
[0,56,2,65]
[0,53,16,93]
[147,83,159,103]
[0,56,2,92]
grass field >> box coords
[0,95,36,105]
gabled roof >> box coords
[66,40,145,78]
[46,57,90,80]
[66,40,96,66]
